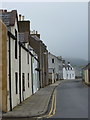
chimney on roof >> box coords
[0,10,3,13]
[4,10,7,12]
[22,16,24,21]
[33,30,35,34]
[19,14,21,21]
[68,62,70,65]
[36,31,38,34]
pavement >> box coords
[2,81,61,119]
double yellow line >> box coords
[36,90,56,119]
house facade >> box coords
[0,10,40,113]
[19,42,33,102]
[48,53,63,84]
[82,63,90,85]
[30,31,48,88]
[63,62,75,80]
[18,19,33,102]
[18,19,40,95]
[0,10,19,112]
[31,50,40,93]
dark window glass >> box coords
[28,73,29,88]
[52,58,54,63]
[22,73,25,91]
[68,67,69,70]
[27,52,29,64]
[15,72,18,94]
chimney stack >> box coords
[4,10,7,12]
[36,31,38,34]
[22,16,24,21]
[0,10,3,13]
[33,30,35,34]
[19,14,21,21]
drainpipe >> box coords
[38,61,41,89]
[31,56,33,94]
[19,42,21,103]
[8,35,12,111]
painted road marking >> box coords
[36,90,56,119]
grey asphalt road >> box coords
[51,79,88,119]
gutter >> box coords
[31,56,34,94]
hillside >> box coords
[64,57,88,67]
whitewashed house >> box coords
[18,18,40,96]
[48,52,63,84]
[0,10,40,113]
[48,53,57,84]
[0,10,20,112]
[18,41,33,102]
[31,50,40,94]
[63,62,75,79]
[18,19,33,102]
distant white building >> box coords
[63,62,75,79]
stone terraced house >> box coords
[0,10,40,112]
[0,10,19,112]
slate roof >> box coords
[63,63,73,70]
[30,35,41,42]
[0,10,18,27]
[19,32,29,43]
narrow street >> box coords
[1,79,88,120]
[0,3,89,120]
[46,79,88,119]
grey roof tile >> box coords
[0,10,18,27]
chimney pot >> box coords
[4,10,7,12]
[19,14,21,21]
[22,16,24,21]
[36,31,38,34]
[33,30,35,34]
[0,10,3,13]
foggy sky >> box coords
[1,2,88,60]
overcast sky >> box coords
[1,2,88,60]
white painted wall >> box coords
[7,18,20,110]
[63,67,67,79]
[63,64,75,80]
[7,18,33,111]
[21,43,32,101]
[84,69,89,84]
[48,53,63,82]
[32,53,40,94]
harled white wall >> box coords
[21,43,32,101]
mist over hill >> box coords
[63,57,88,66]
